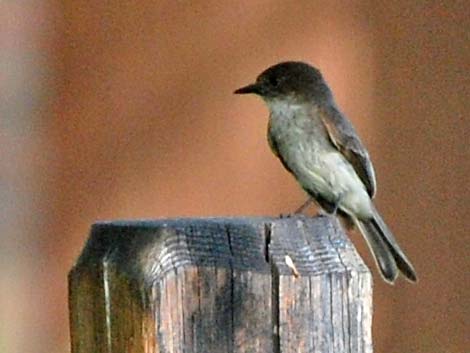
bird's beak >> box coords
[234,83,261,95]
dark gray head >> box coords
[234,61,332,103]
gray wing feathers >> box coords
[319,106,377,198]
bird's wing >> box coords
[319,106,377,197]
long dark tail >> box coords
[355,207,417,284]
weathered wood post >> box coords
[69,216,373,353]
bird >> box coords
[234,61,417,284]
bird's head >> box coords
[234,61,331,104]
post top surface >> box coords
[73,216,369,283]
[92,216,276,229]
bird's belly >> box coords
[276,129,372,217]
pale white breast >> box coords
[266,98,373,218]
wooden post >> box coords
[69,216,373,353]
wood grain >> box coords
[69,216,373,353]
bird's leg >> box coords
[294,197,314,214]
[279,197,316,218]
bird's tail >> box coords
[355,207,417,284]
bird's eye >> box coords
[269,76,279,87]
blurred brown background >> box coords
[1,1,468,352]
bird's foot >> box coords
[279,212,298,219]
[279,197,315,218]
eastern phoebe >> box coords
[235,61,417,284]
